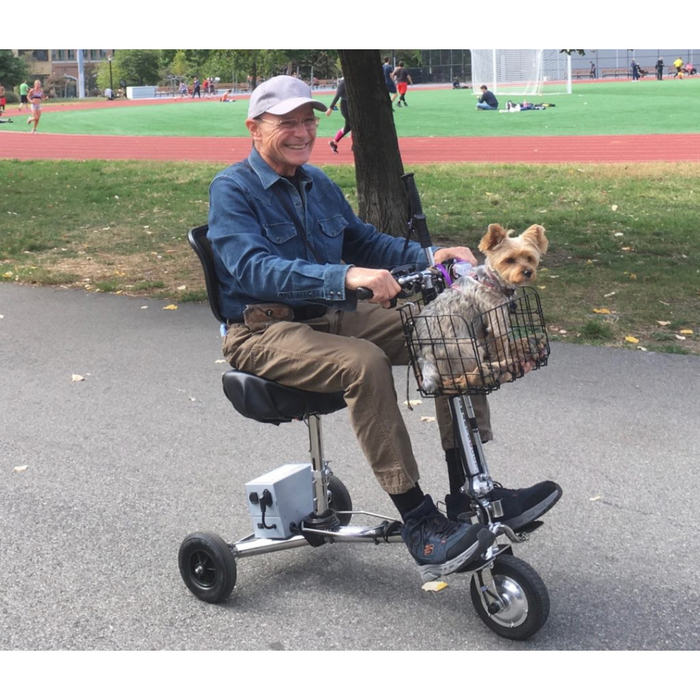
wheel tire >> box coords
[470,554,550,641]
[179,531,237,603]
[327,474,352,526]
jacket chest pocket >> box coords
[262,222,298,247]
[318,215,347,262]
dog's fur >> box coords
[414,223,548,392]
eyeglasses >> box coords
[257,117,320,131]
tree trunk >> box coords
[338,50,409,236]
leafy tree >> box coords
[112,49,162,86]
[0,50,27,90]
[170,50,192,80]
[338,50,408,235]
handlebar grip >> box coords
[351,287,398,307]
[354,287,374,300]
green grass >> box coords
[1,159,698,355]
[2,80,700,138]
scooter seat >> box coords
[222,370,347,425]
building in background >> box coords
[11,50,113,97]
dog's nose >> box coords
[523,269,532,278]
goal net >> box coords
[470,49,572,96]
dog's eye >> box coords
[505,257,515,264]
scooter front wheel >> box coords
[179,531,237,603]
[469,554,549,640]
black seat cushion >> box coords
[222,370,346,425]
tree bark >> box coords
[338,50,409,236]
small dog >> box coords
[413,223,549,392]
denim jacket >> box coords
[207,148,430,321]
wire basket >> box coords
[399,287,550,397]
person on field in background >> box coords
[392,61,413,107]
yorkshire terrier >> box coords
[413,223,549,393]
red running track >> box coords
[2,131,700,164]
[1,94,699,164]
[2,90,699,164]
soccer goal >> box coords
[470,49,572,96]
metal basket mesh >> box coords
[399,287,550,397]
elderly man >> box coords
[207,76,561,580]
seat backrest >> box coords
[188,224,226,325]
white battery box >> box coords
[244,463,314,539]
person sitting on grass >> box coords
[220,90,235,103]
[476,85,498,110]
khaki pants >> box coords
[223,303,491,495]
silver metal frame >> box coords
[228,403,529,563]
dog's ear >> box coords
[479,223,508,253]
[521,224,548,254]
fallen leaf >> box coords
[680,329,693,335]
[604,292,616,298]
[420,416,436,422]
[614,232,624,237]
[71,374,85,382]
[14,465,29,473]
[612,204,618,211]
[177,285,187,291]
[674,335,686,341]
[625,336,639,343]
[3,271,13,278]
[403,399,422,406]
[589,495,602,501]
[422,581,449,592]
[659,300,670,306]
[593,308,611,314]
[629,273,637,280]
[140,306,148,309]
[559,329,568,335]
[656,321,671,326]
[162,304,178,310]
[638,346,648,351]
[538,285,546,290]
[215,359,226,364]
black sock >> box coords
[390,484,425,519]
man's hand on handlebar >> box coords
[433,246,478,267]
[345,267,401,307]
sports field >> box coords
[1,80,698,138]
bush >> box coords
[4,91,19,104]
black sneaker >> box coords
[445,481,562,531]
[489,481,562,531]
[402,495,495,582]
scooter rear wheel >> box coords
[179,531,237,603]
[327,474,353,526]
[469,554,549,640]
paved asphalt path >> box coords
[1,283,698,651]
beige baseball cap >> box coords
[248,75,327,119]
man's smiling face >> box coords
[247,104,318,177]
